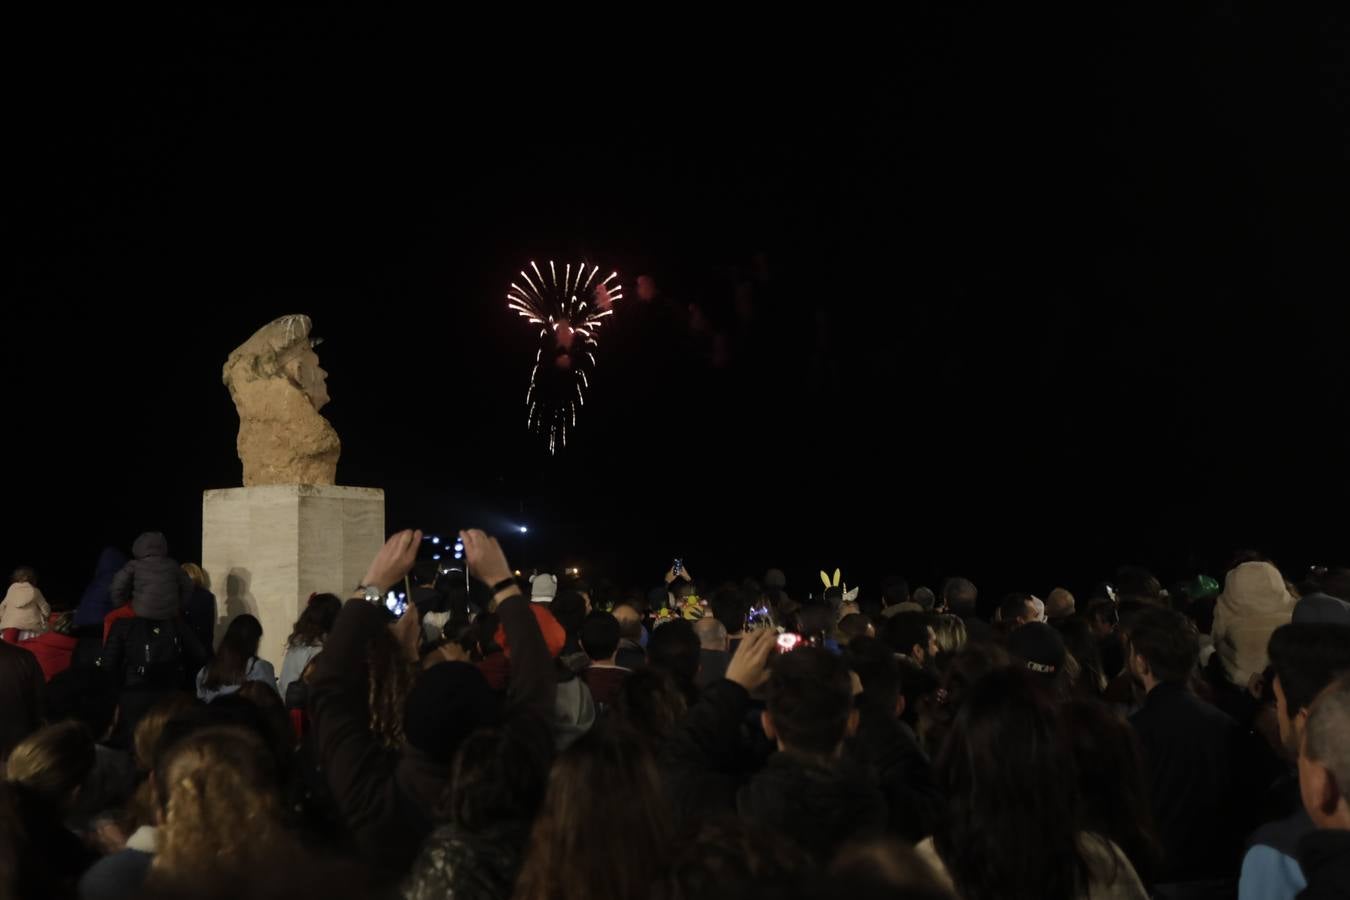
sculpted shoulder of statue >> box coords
[222,314,340,487]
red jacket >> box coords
[1,622,77,682]
[103,604,135,644]
[26,631,76,682]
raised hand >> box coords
[361,529,423,593]
[460,529,514,588]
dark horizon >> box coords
[7,9,1349,606]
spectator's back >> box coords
[110,532,193,621]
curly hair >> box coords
[367,628,416,748]
[150,726,288,881]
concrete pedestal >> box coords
[202,485,384,670]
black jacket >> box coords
[98,616,207,692]
[1130,682,1244,881]
[308,592,553,886]
[738,751,888,863]
[664,679,888,863]
[109,532,193,620]
[1297,829,1350,900]
[183,586,216,658]
[402,822,527,900]
[848,703,943,843]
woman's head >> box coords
[514,725,671,900]
[221,614,263,657]
[614,667,688,746]
[934,668,1088,900]
[202,615,263,691]
[152,726,284,878]
[134,693,197,772]
[442,715,554,832]
[932,614,968,661]
[287,593,342,649]
[5,721,95,810]
[181,563,208,591]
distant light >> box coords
[519,525,529,534]
[514,569,522,576]
[431,537,440,545]
[432,554,440,560]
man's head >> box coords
[10,566,36,586]
[912,587,936,613]
[579,611,621,664]
[1083,598,1118,638]
[692,616,729,652]
[885,612,938,667]
[998,593,1045,629]
[763,647,857,757]
[550,590,588,638]
[844,636,902,718]
[670,580,698,604]
[838,613,875,644]
[881,576,910,610]
[941,577,978,618]
[411,560,440,587]
[1299,672,1350,830]
[1007,622,1067,679]
[1115,566,1163,605]
[1126,607,1198,693]
[612,604,643,643]
[1268,624,1350,758]
[648,619,701,690]
[1045,588,1075,620]
[223,314,330,411]
[710,584,750,637]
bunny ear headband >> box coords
[820,569,860,604]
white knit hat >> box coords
[530,573,558,602]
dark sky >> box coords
[7,9,1349,604]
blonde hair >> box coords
[181,563,209,591]
[150,726,288,881]
[5,721,95,803]
[933,614,968,657]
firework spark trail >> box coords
[505,260,623,453]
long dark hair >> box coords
[439,715,554,831]
[513,725,671,900]
[1062,699,1161,884]
[932,668,1092,900]
[286,593,342,649]
[203,615,263,691]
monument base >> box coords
[202,484,385,669]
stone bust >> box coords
[222,315,340,486]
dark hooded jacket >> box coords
[109,533,193,620]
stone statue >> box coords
[223,315,339,486]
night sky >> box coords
[7,9,1349,605]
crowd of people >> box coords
[2,529,1350,900]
